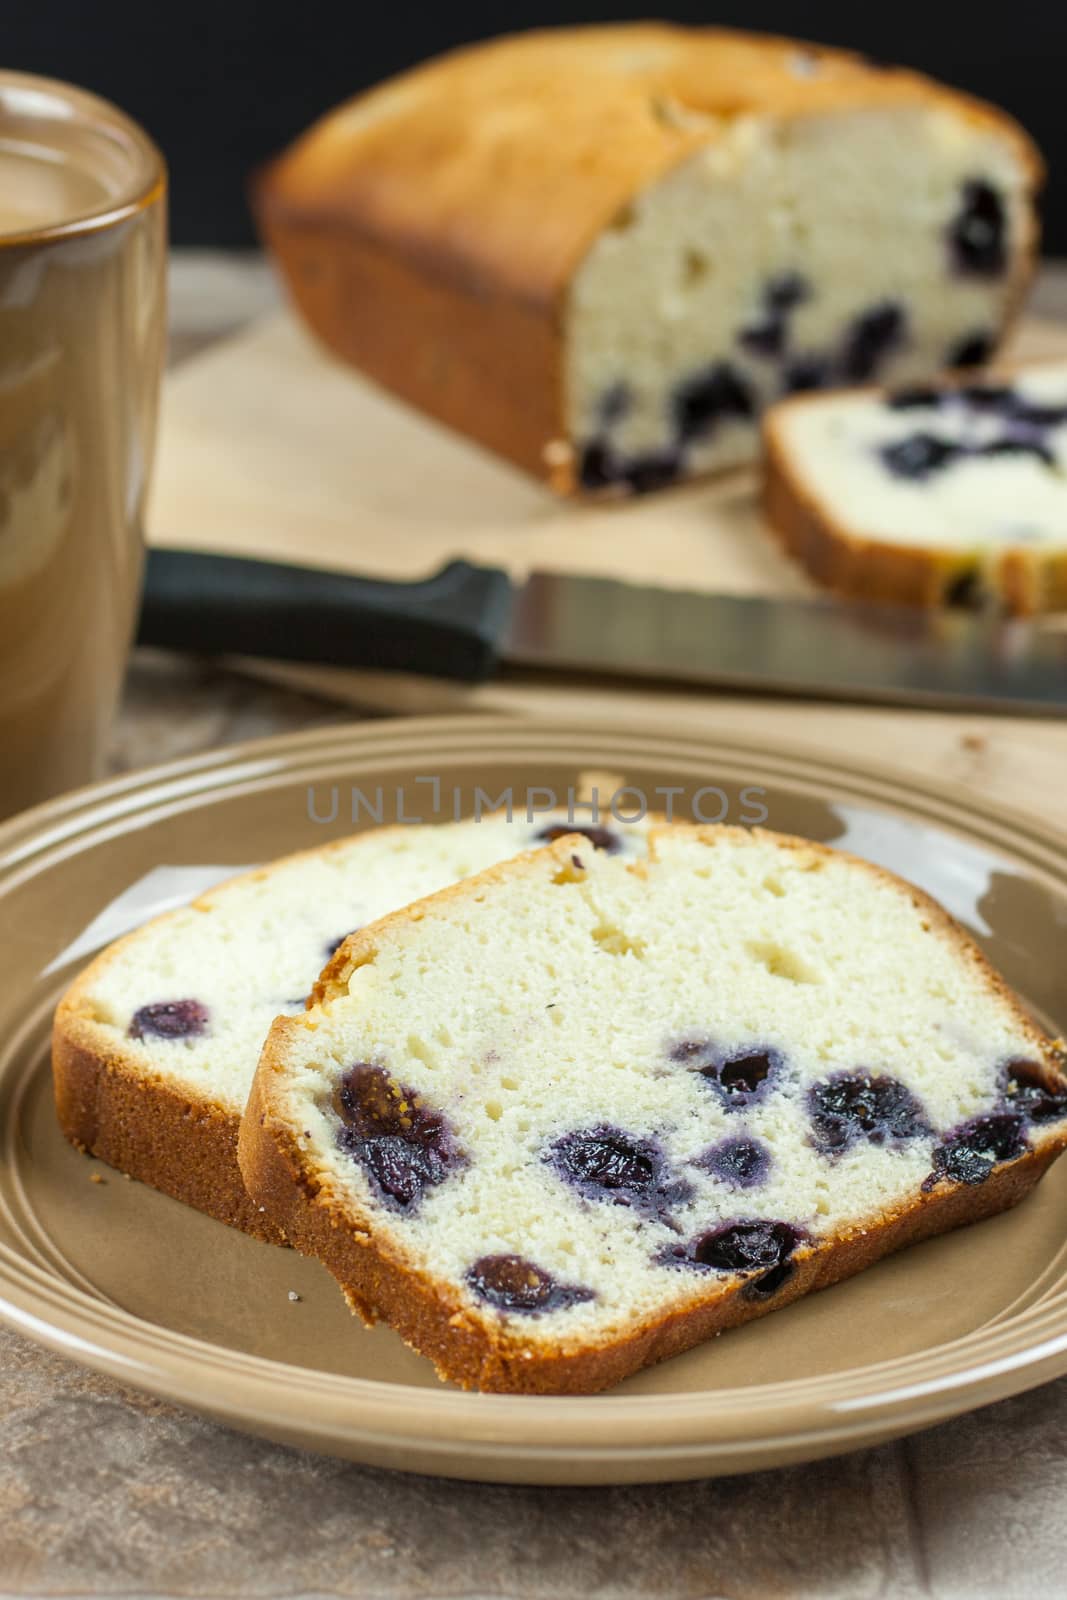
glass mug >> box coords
[0,72,166,820]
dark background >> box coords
[6,1,1066,252]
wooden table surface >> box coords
[3,254,1067,1600]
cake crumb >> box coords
[961,732,987,752]
[543,438,576,494]
[542,438,573,467]
[89,1172,106,1184]
[576,770,626,803]
[288,1290,301,1303]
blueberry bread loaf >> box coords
[764,362,1067,612]
[255,24,1041,496]
[239,826,1067,1394]
[52,809,652,1240]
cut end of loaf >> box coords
[566,106,1035,494]
[255,24,1040,493]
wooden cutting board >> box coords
[147,309,1067,720]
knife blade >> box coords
[138,548,1067,714]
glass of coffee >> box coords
[0,72,166,820]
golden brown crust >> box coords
[48,809,652,1238]
[53,1012,286,1242]
[48,824,415,1241]
[239,825,1067,1394]
[762,364,1067,616]
[239,1069,1066,1394]
[255,23,1042,490]
[254,208,564,481]
[258,25,1041,305]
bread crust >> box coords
[240,1052,1063,1395]
[52,1018,285,1243]
[254,23,1042,490]
[253,209,564,482]
[50,810,656,1236]
[50,825,415,1240]
[238,824,1067,1394]
[762,364,1067,615]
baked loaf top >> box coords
[242,826,1067,1391]
[259,24,1041,306]
[57,808,653,1117]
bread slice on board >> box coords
[763,361,1067,612]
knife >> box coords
[138,548,1067,715]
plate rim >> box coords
[4,712,1067,1480]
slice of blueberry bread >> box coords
[256,24,1040,496]
[238,826,1067,1393]
[764,362,1067,613]
[52,809,652,1240]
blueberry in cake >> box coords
[254,24,1040,496]
[238,826,1067,1393]
[763,361,1067,613]
[52,810,652,1239]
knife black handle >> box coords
[137,549,514,682]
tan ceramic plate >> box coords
[3,715,1067,1484]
